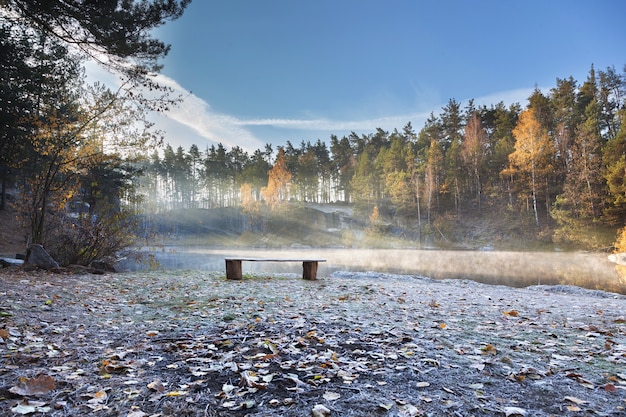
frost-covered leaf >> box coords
[87,390,107,404]
[564,396,586,405]
[311,404,331,416]
[9,374,56,396]
[503,406,527,416]
[378,402,394,410]
[323,391,340,401]
[11,401,50,415]
[398,403,420,416]
[147,380,165,392]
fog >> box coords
[120,247,626,295]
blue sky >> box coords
[134,0,625,153]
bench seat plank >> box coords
[225,258,326,280]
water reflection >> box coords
[120,247,626,295]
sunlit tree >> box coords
[509,108,554,225]
[261,148,292,210]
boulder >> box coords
[27,244,60,270]
[608,252,626,266]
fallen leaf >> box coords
[416,381,430,388]
[311,404,331,417]
[11,401,51,415]
[566,405,581,412]
[378,402,394,411]
[503,310,519,317]
[399,403,420,416]
[481,344,497,355]
[9,374,56,396]
[564,396,586,405]
[147,380,165,393]
[323,391,341,401]
[503,406,527,416]
[87,390,107,404]
[604,383,617,392]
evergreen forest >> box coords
[142,65,626,249]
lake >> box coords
[119,246,626,295]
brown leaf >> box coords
[147,380,165,393]
[604,383,617,392]
[9,374,56,396]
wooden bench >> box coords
[225,257,326,280]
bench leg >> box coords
[302,261,318,280]
[225,260,243,280]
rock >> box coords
[0,257,24,267]
[608,252,626,266]
[90,259,116,273]
[26,244,60,270]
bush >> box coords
[44,208,138,267]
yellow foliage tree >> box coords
[615,227,626,253]
[369,205,380,230]
[240,183,259,214]
[509,108,554,225]
[261,148,292,211]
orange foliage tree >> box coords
[261,148,292,211]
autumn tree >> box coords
[261,148,292,211]
[508,108,554,226]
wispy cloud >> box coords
[86,61,534,152]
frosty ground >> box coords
[0,268,625,416]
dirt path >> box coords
[0,268,625,416]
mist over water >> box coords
[122,247,626,295]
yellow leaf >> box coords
[165,390,188,397]
[481,344,497,355]
[439,323,447,329]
